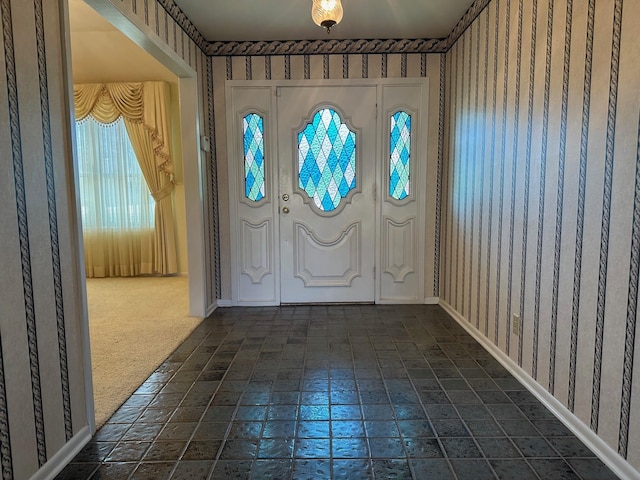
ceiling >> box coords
[69,0,116,32]
[172,0,477,43]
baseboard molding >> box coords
[439,300,639,480]
[206,303,218,316]
[30,425,92,480]
[216,299,232,307]
[424,296,439,304]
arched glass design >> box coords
[243,113,265,202]
[389,111,411,200]
[298,108,356,212]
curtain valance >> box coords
[74,82,173,175]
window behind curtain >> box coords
[75,116,155,232]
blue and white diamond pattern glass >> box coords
[389,111,411,200]
[297,108,356,212]
[243,113,265,202]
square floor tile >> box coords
[292,459,331,479]
[403,437,444,458]
[332,438,369,458]
[409,458,455,479]
[490,459,538,480]
[257,438,295,459]
[182,440,222,460]
[371,459,412,479]
[209,460,252,479]
[332,459,372,479]
[295,438,331,458]
[170,460,213,479]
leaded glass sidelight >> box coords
[389,111,411,200]
[298,108,356,212]
[243,113,265,202]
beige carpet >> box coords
[86,276,203,427]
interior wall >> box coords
[70,29,190,273]
[213,53,443,302]
[0,0,89,477]
[442,0,640,469]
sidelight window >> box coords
[243,113,265,202]
[389,111,411,200]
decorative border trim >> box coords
[34,0,73,441]
[439,299,640,480]
[206,38,446,57]
[443,0,492,50]
[2,0,47,467]
[156,0,208,52]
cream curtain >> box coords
[76,117,155,277]
[74,81,178,275]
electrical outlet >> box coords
[512,314,521,336]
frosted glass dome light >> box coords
[311,0,344,33]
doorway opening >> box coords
[66,0,207,429]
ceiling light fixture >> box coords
[311,0,343,34]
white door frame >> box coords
[226,78,429,306]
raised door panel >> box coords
[294,221,360,287]
[227,86,278,304]
[378,84,426,303]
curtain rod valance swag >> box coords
[74,81,178,275]
[74,81,173,176]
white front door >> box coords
[277,86,377,303]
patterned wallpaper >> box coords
[0,0,217,477]
[442,0,640,468]
[0,0,87,477]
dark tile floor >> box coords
[57,305,618,479]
